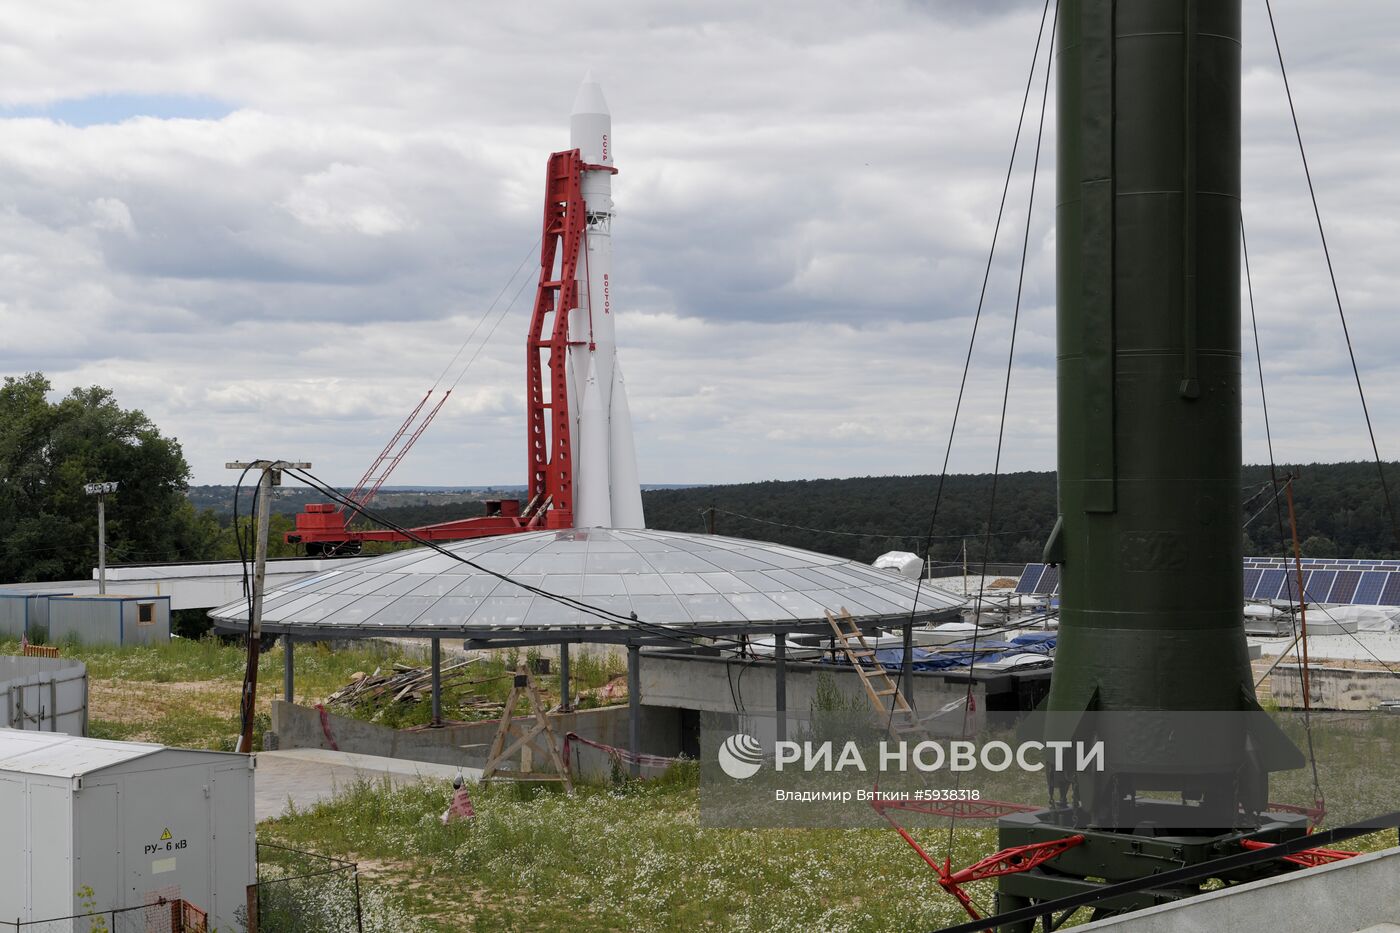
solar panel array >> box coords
[1015,558,1400,607]
[1014,563,1061,597]
[1241,557,1400,606]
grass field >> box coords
[10,636,1399,930]
[259,771,997,933]
[1,636,422,750]
[3,635,627,749]
[6,636,997,928]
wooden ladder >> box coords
[825,609,928,740]
[481,662,575,794]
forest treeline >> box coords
[5,373,1398,583]
[363,462,1400,566]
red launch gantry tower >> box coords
[288,149,597,553]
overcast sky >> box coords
[2,1,1398,487]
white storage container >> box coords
[0,729,253,930]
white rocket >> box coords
[567,72,646,529]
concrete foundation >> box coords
[270,699,682,781]
[1083,844,1400,932]
[1272,665,1400,710]
[254,748,480,820]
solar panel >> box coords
[1255,569,1288,601]
[1353,571,1387,605]
[1242,568,1262,600]
[1302,570,1335,604]
[1328,570,1362,604]
[1015,564,1045,595]
[1026,559,1400,606]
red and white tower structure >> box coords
[289,75,645,552]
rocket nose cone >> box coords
[571,71,610,117]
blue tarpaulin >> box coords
[829,631,1056,672]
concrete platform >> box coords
[254,748,478,820]
[1083,844,1400,932]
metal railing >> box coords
[247,842,364,933]
[9,844,364,933]
[6,897,206,933]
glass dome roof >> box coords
[209,528,965,641]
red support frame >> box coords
[1266,799,1327,829]
[871,797,1076,928]
[524,149,586,528]
[288,150,591,549]
[873,791,1355,929]
[1239,837,1359,869]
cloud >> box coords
[0,0,1397,491]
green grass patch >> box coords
[261,770,996,933]
[0,636,628,749]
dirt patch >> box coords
[89,678,278,744]
[347,853,489,929]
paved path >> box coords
[254,748,482,821]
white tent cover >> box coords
[209,528,965,637]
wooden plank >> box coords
[480,663,573,793]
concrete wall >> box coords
[1271,665,1400,710]
[1084,844,1400,932]
[270,699,684,781]
[0,656,87,734]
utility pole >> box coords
[1283,473,1312,709]
[227,460,310,754]
[962,539,969,596]
[83,482,119,594]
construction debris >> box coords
[325,658,481,709]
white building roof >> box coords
[209,528,965,640]
[0,729,165,778]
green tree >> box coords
[0,373,220,582]
[1300,534,1338,559]
[208,512,309,560]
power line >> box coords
[430,238,542,391]
[1243,212,1325,817]
[905,0,1059,632]
[1263,0,1400,553]
[446,257,540,392]
[948,0,1058,859]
